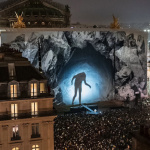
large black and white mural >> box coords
[1,30,147,106]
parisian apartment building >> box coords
[0,45,56,150]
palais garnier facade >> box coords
[0,0,71,28]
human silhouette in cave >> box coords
[71,72,91,105]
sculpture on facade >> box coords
[110,15,120,29]
[13,12,26,28]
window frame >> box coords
[32,144,40,150]
[10,84,18,98]
[30,83,38,97]
[40,82,46,94]
[12,147,19,150]
[11,125,21,141]
[31,123,40,138]
[31,102,38,116]
[11,103,18,118]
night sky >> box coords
[1,0,150,25]
[56,0,150,25]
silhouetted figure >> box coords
[126,94,130,107]
[71,72,91,105]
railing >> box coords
[10,93,18,99]
[11,113,18,118]
[0,110,57,121]
[11,135,21,141]
[0,93,53,100]
[31,134,40,139]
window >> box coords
[12,147,19,150]
[31,102,38,115]
[31,83,37,97]
[11,125,21,141]
[31,123,40,138]
[32,145,40,150]
[10,84,17,98]
[40,83,45,93]
[11,104,18,118]
[8,63,15,79]
[41,22,45,25]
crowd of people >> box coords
[54,107,149,150]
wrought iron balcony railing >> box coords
[0,110,57,121]
[31,134,41,139]
[0,93,53,100]
[11,135,21,141]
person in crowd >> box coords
[54,106,148,150]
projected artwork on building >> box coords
[71,72,91,105]
[1,30,147,106]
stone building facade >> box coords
[0,45,56,150]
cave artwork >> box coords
[1,31,147,106]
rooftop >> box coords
[0,44,46,82]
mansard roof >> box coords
[0,66,45,82]
[0,0,65,14]
[0,45,46,82]
[15,66,45,81]
[0,67,9,82]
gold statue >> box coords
[110,15,120,29]
[13,12,26,28]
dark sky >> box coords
[1,0,150,25]
[55,0,150,25]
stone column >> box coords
[49,121,55,150]
[22,123,29,150]
[42,121,49,150]
[2,125,9,150]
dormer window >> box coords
[10,84,17,98]
[40,83,45,93]
[31,83,37,97]
[8,63,16,80]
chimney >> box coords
[38,37,42,73]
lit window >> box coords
[10,84,17,98]
[32,145,40,150]
[12,147,19,150]
[40,83,45,93]
[41,22,45,25]
[31,83,37,97]
[31,102,38,115]
[31,123,40,138]
[11,104,18,118]
[11,125,20,141]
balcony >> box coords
[0,93,53,101]
[31,134,40,139]
[0,110,57,121]
[11,135,21,141]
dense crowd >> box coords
[54,107,149,150]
